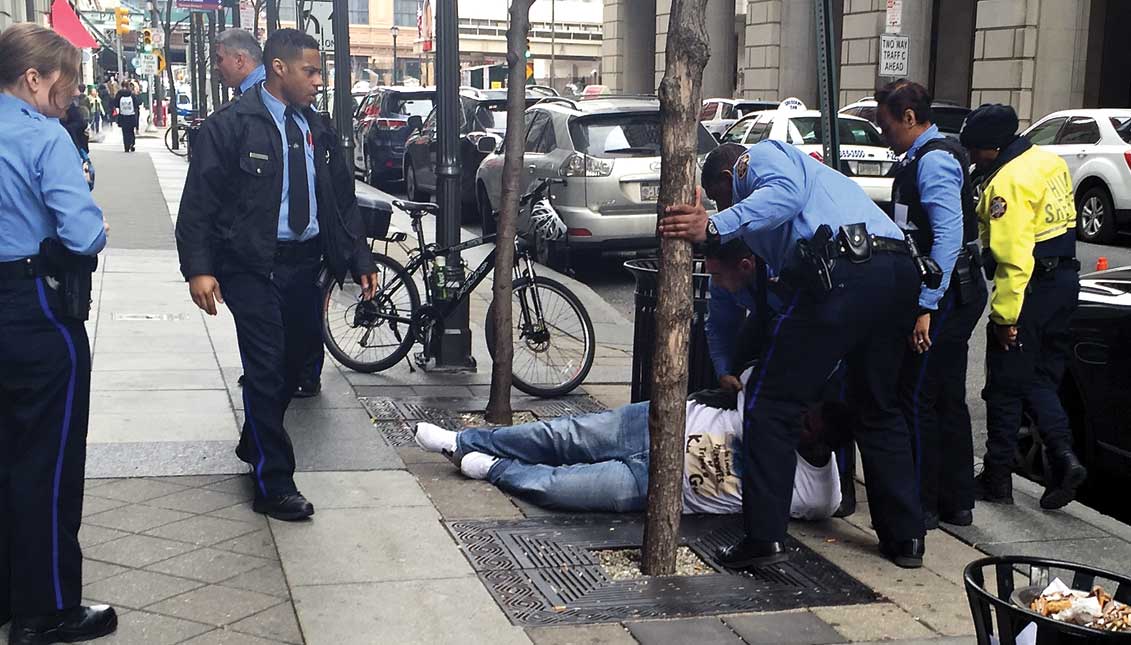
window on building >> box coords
[394,0,416,26]
[348,0,368,24]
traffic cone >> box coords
[1096,257,1109,271]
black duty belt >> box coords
[1034,256,1079,276]
[274,236,322,261]
[829,235,909,260]
[0,255,50,280]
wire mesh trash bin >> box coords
[624,258,716,403]
[964,555,1131,645]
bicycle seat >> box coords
[393,200,440,217]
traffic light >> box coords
[141,28,153,52]
[525,34,531,60]
[114,7,131,35]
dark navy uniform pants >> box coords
[982,264,1078,469]
[219,246,323,497]
[900,277,987,516]
[742,253,923,544]
[0,278,90,618]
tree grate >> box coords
[446,515,880,626]
[371,420,416,447]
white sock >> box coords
[460,452,499,480]
[414,422,457,455]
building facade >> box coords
[604,0,1131,127]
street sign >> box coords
[176,0,220,10]
[151,29,164,47]
[137,53,158,75]
[885,0,902,33]
[303,1,334,50]
[879,34,909,77]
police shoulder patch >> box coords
[735,153,750,179]
[990,195,1008,219]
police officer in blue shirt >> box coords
[0,23,119,645]
[661,140,926,569]
[214,28,266,97]
[176,29,377,521]
[875,81,987,532]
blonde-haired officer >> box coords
[961,103,1085,512]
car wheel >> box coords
[1077,185,1116,244]
[405,163,425,202]
[478,184,496,236]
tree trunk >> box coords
[485,0,535,425]
[162,0,178,146]
[641,0,709,576]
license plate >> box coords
[856,161,883,176]
[641,183,659,202]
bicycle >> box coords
[164,116,203,158]
[321,178,596,398]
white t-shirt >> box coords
[679,368,842,518]
[118,95,135,116]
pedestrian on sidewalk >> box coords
[84,86,105,133]
[113,80,138,152]
[0,23,117,645]
[97,81,112,129]
[962,104,1087,511]
[176,29,377,521]
[876,80,987,532]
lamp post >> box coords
[390,25,399,85]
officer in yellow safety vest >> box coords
[960,104,1086,512]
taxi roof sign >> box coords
[779,97,807,111]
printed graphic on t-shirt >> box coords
[119,96,135,116]
[684,431,740,501]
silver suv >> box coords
[475,96,718,267]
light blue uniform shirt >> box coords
[707,282,757,378]
[238,65,266,96]
[710,140,903,275]
[900,125,964,311]
[258,83,319,242]
[0,93,106,262]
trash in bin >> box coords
[1020,578,1131,633]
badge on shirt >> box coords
[249,152,270,161]
[990,195,1008,219]
[735,153,750,179]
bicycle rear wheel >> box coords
[485,276,595,397]
[322,252,420,373]
[165,125,188,157]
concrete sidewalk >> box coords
[6,125,1126,645]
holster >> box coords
[39,238,97,321]
[836,224,872,263]
[952,242,982,305]
[788,224,836,297]
[905,234,943,289]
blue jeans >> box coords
[457,402,651,512]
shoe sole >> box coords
[718,551,790,570]
[887,554,924,569]
[252,503,314,521]
[940,515,974,527]
[974,492,1014,505]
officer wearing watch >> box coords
[705,218,720,246]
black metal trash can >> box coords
[964,555,1131,645]
[624,258,716,403]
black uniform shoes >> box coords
[879,538,925,569]
[973,466,1014,504]
[1040,451,1088,510]
[7,605,117,645]
[252,492,315,521]
[715,539,789,569]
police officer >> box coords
[961,104,1086,511]
[0,23,118,645]
[662,141,926,569]
[875,81,987,530]
[214,28,266,97]
[176,29,377,520]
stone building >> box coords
[603,0,1130,127]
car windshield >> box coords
[734,102,776,118]
[788,116,886,147]
[570,112,717,157]
[933,107,971,134]
[389,94,434,118]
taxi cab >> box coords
[717,98,897,206]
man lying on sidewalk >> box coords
[413,371,846,517]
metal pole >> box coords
[116,32,124,78]
[24,0,36,23]
[233,0,241,27]
[149,1,163,126]
[208,11,221,109]
[392,32,398,84]
[550,0,555,89]
[814,0,840,171]
[331,0,352,151]
[266,0,278,34]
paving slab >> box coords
[146,487,250,514]
[88,478,190,503]
[524,624,638,645]
[181,630,293,645]
[229,602,304,644]
[289,578,531,645]
[809,603,934,642]
[83,568,205,610]
[980,537,1131,578]
[144,514,261,547]
[85,440,246,478]
[219,564,292,598]
[212,529,280,560]
[92,610,213,645]
[147,585,285,627]
[82,495,129,517]
[79,524,132,549]
[273,408,403,472]
[147,547,275,584]
[92,352,220,372]
[625,617,743,644]
[943,494,1110,547]
[92,370,225,391]
[83,533,200,568]
[83,559,132,584]
[291,471,432,510]
[84,504,195,533]
[722,610,847,644]
[89,411,239,443]
[270,507,472,585]
[408,462,524,520]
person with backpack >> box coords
[113,80,138,151]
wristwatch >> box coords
[706,218,720,245]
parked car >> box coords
[839,97,971,139]
[402,88,541,215]
[1015,266,1131,495]
[718,100,897,205]
[700,98,778,140]
[1020,110,1131,244]
[476,96,719,267]
[354,86,436,185]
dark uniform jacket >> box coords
[176,84,374,283]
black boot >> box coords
[923,511,939,531]
[8,605,117,645]
[253,492,314,521]
[715,539,789,569]
[1040,451,1087,510]
[974,465,1013,504]
[939,508,974,526]
[879,538,925,569]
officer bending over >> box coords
[176,29,377,521]
[961,104,1086,511]
[0,23,118,644]
[661,141,926,569]
[876,80,987,531]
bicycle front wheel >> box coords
[322,252,420,373]
[165,126,188,157]
[485,276,595,397]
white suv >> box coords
[1021,110,1131,244]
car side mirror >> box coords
[407,115,423,133]
[476,133,501,155]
